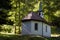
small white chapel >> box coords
[21,1,51,37]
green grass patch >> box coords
[0,34,60,40]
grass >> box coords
[0,34,60,40]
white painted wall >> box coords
[43,23,51,37]
[22,21,31,35]
[31,21,42,35]
[22,21,51,37]
[31,21,51,37]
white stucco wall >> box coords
[43,23,51,37]
[22,21,31,35]
[31,21,42,35]
[31,21,51,37]
[22,21,51,37]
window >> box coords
[35,23,38,31]
[46,25,47,32]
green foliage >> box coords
[0,0,14,25]
[0,25,3,32]
[3,27,12,33]
[11,0,60,27]
[0,0,60,34]
[43,0,60,27]
[9,0,60,34]
[0,0,12,10]
[0,25,13,33]
[2,25,12,33]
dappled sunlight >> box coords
[33,1,39,11]
[0,0,60,40]
[0,25,15,34]
[54,10,60,17]
[0,25,22,35]
[50,2,54,6]
[51,34,60,37]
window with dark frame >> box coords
[35,23,38,31]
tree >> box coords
[11,0,60,34]
[0,0,13,25]
[11,0,38,34]
[43,0,60,27]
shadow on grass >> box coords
[0,34,60,40]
